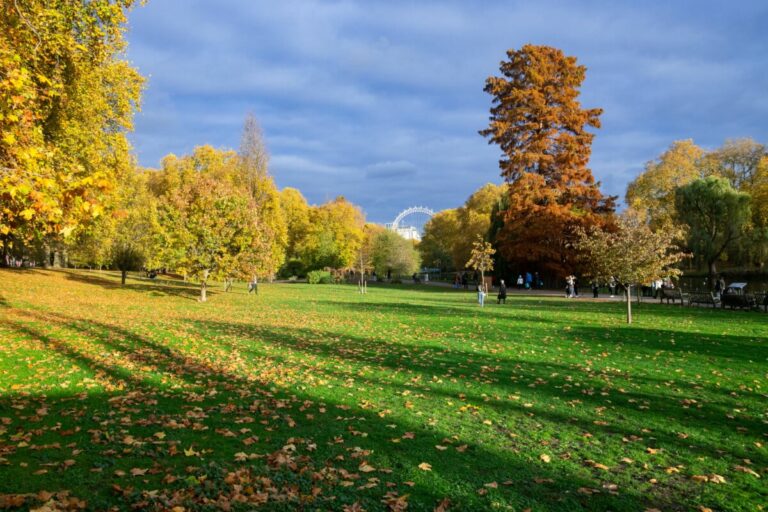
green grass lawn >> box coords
[0,269,766,511]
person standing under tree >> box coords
[715,275,725,298]
[497,279,507,304]
[477,282,486,307]
[592,279,599,298]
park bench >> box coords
[659,287,688,305]
[721,293,756,310]
[688,291,721,308]
[721,283,757,310]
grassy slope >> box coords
[0,269,765,511]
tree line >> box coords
[420,44,767,291]
[2,2,764,301]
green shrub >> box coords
[307,270,332,284]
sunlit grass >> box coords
[0,269,765,511]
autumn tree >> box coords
[704,138,766,189]
[466,235,495,291]
[0,0,144,260]
[233,114,287,283]
[110,171,160,285]
[452,184,506,270]
[158,172,253,302]
[675,176,752,285]
[151,146,270,301]
[371,230,420,278]
[419,184,505,272]
[279,187,312,275]
[67,168,159,283]
[576,212,687,324]
[704,139,768,267]
[419,209,460,271]
[481,45,615,278]
[625,140,706,229]
[745,156,768,266]
[297,197,365,271]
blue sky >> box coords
[125,0,768,224]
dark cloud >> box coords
[126,0,768,223]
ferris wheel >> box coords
[385,206,435,241]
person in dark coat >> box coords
[592,280,599,298]
[497,279,507,304]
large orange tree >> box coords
[481,45,615,277]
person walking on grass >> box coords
[497,279,507,304]
[477,282,486,307]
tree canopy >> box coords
[481,45,615,277]
[576,212,687,323]
[1,0,143,253]
[675,176,752,282]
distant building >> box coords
[395,226,420,241]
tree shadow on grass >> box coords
[58,269,208,301]
[187,319,767,466]
[315,299,555,324]
[0,309,705,511]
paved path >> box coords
[420,280,683,304]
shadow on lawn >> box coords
[59,270,209,301]
[0,308,704,511]
[315,299,555,323]
[191,320,766,460]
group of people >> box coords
[453,271,471,289]
[476,279,507,307]
[515,272,543,290]
[566,275,620,299]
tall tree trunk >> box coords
[121,269,127,285]
[626,284,633,324]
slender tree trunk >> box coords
[200,270,209,302]
[708,260,717,291]
[121,269,127,286]
[626,284,632,324]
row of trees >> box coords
[66,116,421,300]
[0,2,419,299]
[430,44,765,295]
[626,138,767,279]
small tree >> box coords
[112,245,144,285]
[576,212,687,323]
[466,235,495,292]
